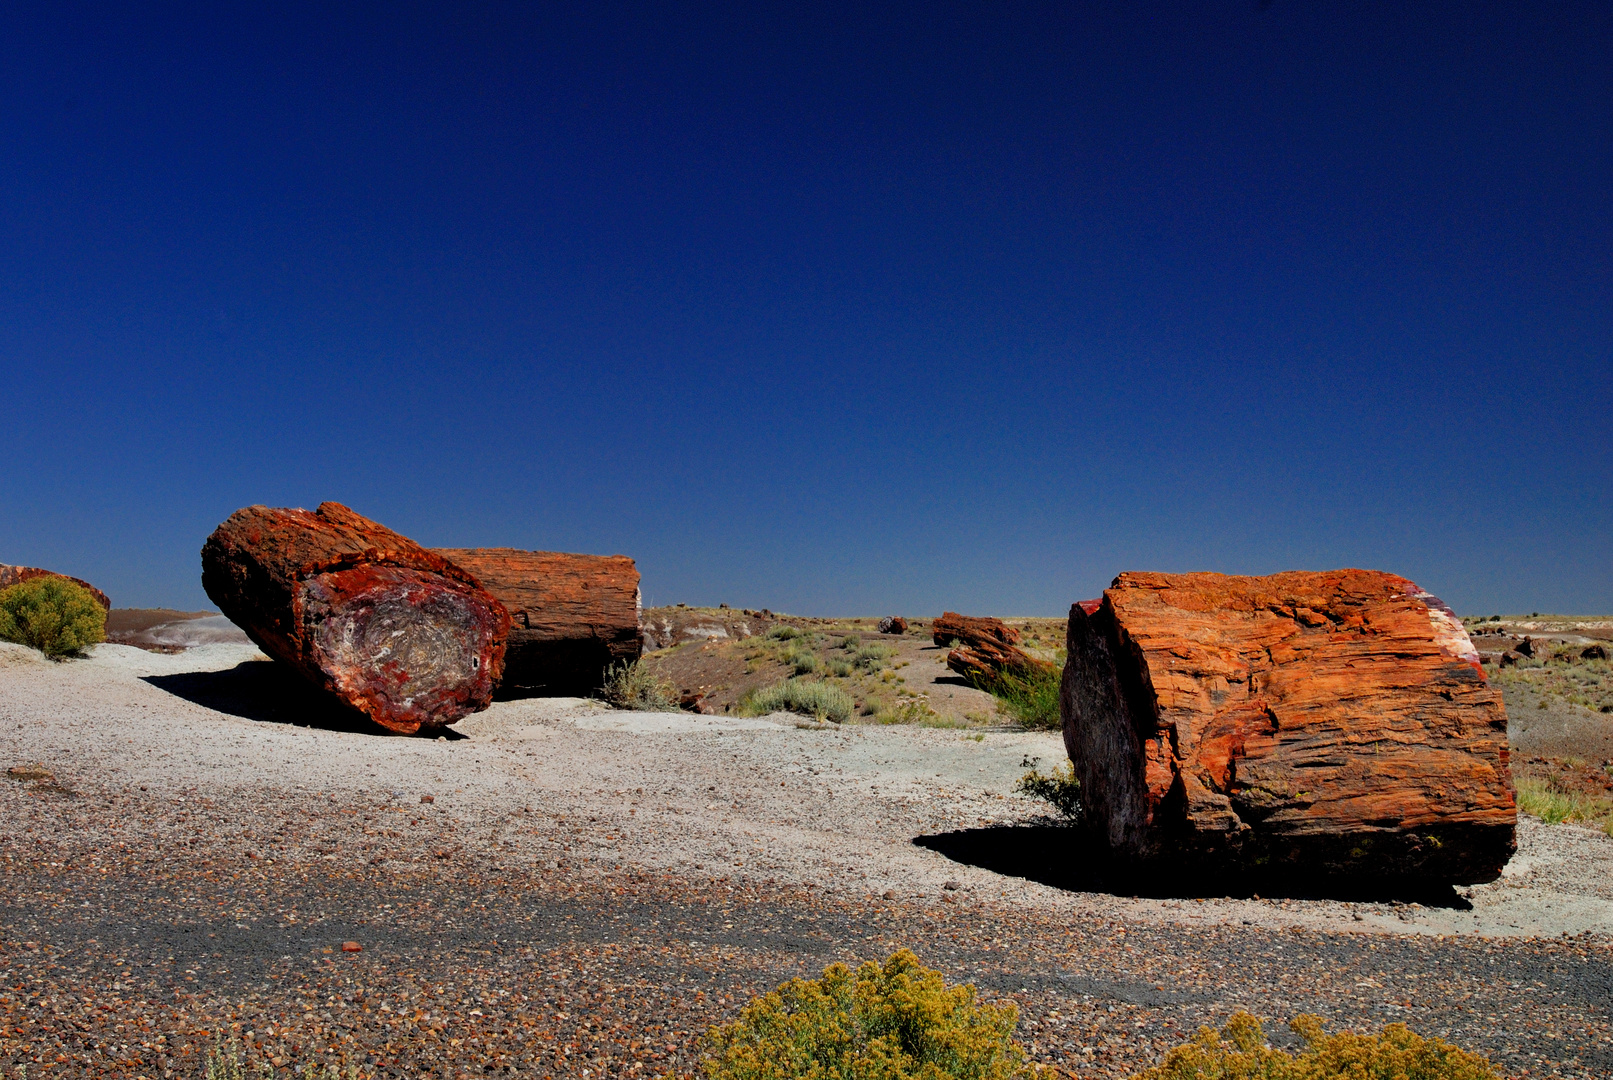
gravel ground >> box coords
[2,642,1611,1078]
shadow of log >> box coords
[912,825,1474,908]
[142,659,466,739]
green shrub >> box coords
[839,635,861,650]
[849,642,896,671]
[768,625,802,641]
[744,679,853,723]
[0,577,105,658]
[967,664,1062,729]
[598,659,680,711]
[783,647,821,675]
[703,949,1033,1080]
[204,1039,368,1079]
[1132,1011,1499,1080]
[1015,762,1081,820]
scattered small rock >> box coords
[342,941,362,952]
[7,764,55,783]
[420,794,435,804]
[943,880,961,890]
[882,889,896,900]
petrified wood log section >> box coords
[932,611,1054,684]
[0,566,111,610]
[201,503,508,734]
[433,548,640,696]
[1061,570,1515,883]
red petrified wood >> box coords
[432,548,641,696]
[932,611,1054,684]
[201,503,509,733]
[0,566,111,610]
[1061,570,1515,883]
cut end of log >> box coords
[303,565,506,734]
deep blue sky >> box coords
[1,2,1608,616]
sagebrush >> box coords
[743,678,853,723]
[1132,1011,1499,1080]
[702,949,1033,1080]
[0,577,105,658]
[966,663,1062,729]
[598,658,680,711]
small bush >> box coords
[839,635,860,650]
[827,658,854,677]
[205,1039,368,1080]
[598,659,680,711]
[1132,1011,1500,1080]
[767,625,802,641]
[849,642,896,671]
[0,577,106,658]
[782,647,820,675]
[744,679,853,723]
[702,949,1033,1080]
[1016,762,1082,820]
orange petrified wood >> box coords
[1061,570,1515,883]
[433,548,641,696]
[201,503,509,734]
[932,611,1054,684]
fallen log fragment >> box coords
[433,548,640,696]
[1061,570,1515,884]
[201,503,508,733]
[933,611,1054,685]
[0,566,110,610]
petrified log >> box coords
[0,566,110,610]
[933,611,1053,684]
[433,548,640,696]
[201,503,509,733]
[877,616,908,635]
[1062,570,1515,884]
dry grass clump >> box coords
[1516,775,1613,837]
[1133,1011,1499,1080]
[702,949,1033,1080]
[0,576,105,658]
[743,678,853,723]
[599,658,680,711]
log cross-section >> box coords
[201,503,509,733]
[433,548,641,696]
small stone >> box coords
[420,795,435,804]
[341,941,362,952]
[882,889,897,900]
[943,880,961,890]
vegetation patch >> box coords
[0,576,106,658]
[966,663,1063,729]
[743,678,854,723]
[702,949,1033,1080]
[205,1039,368,1079]
[1015,762,1082,820]
[1133,1011,1499,1080]
[1516,775,1613,837]
[598,658,680,711]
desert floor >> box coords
[2,640,1610,1078]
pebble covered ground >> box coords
[2,642,1611,1078]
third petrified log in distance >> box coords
[932,611,1054,684]
[1061,570,1515,883]
[201,503,509,734]
[433,548,640,696]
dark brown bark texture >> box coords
[932,611,1053,684]
[1061,570,1516,885]
[0,566,111,610]
[433,548,640,696]
[200,503,509,734]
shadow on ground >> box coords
[142,660,465,738]
[914,825,1474,907]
